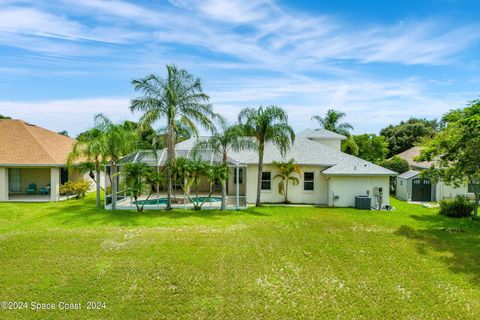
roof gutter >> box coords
[0,164,66,167]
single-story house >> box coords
[395,146,471,202]
[110,128,396,209]
[0,119,86,202]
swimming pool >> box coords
[134,196,223,206]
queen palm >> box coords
[238,106,295,207]
[273,159,301,203]
[195,123,256,210]
[68,128,105,208]
[95,114,139,210]
[312,109,353,136]
[130,65,220,210]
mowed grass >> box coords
[1,196,480,319]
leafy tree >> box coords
[311,109,353,136]
[238,106,295,207]
[130,64,221,210]
[68,128,106,208]
[380,118,439,157]
[352,134,389,163]
[95,114,139,210]
[58,130,69,137]
[418,100,480,219]
[0,114,11,119]
[194,123,256,210]
[341,136,359,156]
[272,159,301,203]
[124,163,165,212]
[379,156,410,192]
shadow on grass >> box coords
[41,198,267,227]
[395,213,480,286]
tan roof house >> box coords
[0,119,80,202]
[395,146,471,202]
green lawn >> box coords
[1,196,479,319]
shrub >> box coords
[439,196,474,218]
[60,179,91,199]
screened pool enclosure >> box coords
[104,149,247,210]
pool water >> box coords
[134,196,223,206]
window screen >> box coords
[261,172,271,190]
[304,172,314,191]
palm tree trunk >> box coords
[221,152,227,210]
[111,162,117,211]
[95,160,101,208]
[221,181,227,210]
[285,180,289,203]
[255,142,264,207]
[166,123,174,210]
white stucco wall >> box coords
[436,182,471,200]
[50,168,60,201]
[327,175,390,207]
[245,164,329,204]
[0,167,8,201]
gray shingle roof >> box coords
[174,134,397,176]
[396,170,420,180]
[298,128,346,140]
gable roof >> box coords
[0,119,75,166]
[298,128,346,140]
[174,134,396,176]
[396,146,433,170]
[396,170,420,180]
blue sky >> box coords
[0,0,479,136]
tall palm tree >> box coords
[272,159,301,203]
[238,106,295,207]
[95,114,139,210]
[130,64,220,210]
[68,128,106,208]
[194,123,256,210]
[311,109,353,136]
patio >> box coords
[105,149,248,210]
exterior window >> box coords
[304,172,314,191]
[234,168,243,184]
[400,180,403,186]
[261,172,271,190]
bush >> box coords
[60,179,91,199]
[439,196,474,218]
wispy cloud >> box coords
[0,0,478,135]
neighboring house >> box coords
[114,129,396,209]
[395,146,470,202]
[0,119,86,202]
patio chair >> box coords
[26,183,37,194]
[40,184,51,195]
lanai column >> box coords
[0,168,8,201]
[50,167,60,202]
[236,164,240,209]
